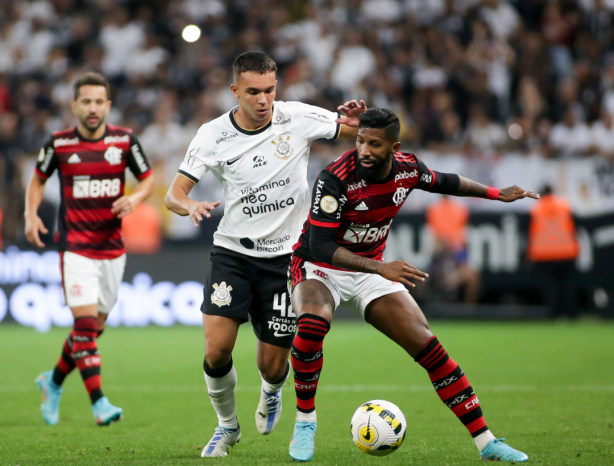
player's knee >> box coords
[204,348,233,368]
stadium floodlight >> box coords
[182,25,201,43]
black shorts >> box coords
[203,246,297,348]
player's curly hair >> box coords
[359,108,400,142]
[73,72,111,100]
[232,51,277,81]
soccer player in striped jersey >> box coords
[287,108,537,462]
[165,51,366,457]
[25,72,154,426]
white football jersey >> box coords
[178,100,340,257]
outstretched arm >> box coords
[165,173,221,227]
[456,175,540,202]
[336,99,367,138]
[424,169,540,203]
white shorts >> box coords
[61,251,126,313]
[292,258,408,319]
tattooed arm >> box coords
[331,247,428,288]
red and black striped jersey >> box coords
[35,125,152,259]
[293,149,436,268]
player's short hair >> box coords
[359,108,400,142]
[73,72,111,100]
[232,52,277,82]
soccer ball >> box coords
[350,399,406,456]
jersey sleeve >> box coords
[294,102,341,142]
[34,137,58,179]
[412,154,461,195]
[413,155,437,191]
[177,126,212,183]
[309,169,346,226]
[308,170,346,263]
[126,134,153,179]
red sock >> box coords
[71,316,104,404]
[52,328,105,386]
[415,336,488,437]
[52,334,76,386]
[291,314,330,413]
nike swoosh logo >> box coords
[364,417,371,440]
[226,155,244,165]
[274,331,291,337]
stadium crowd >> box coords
[2,0,614,245]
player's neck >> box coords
[76,122,106,140]
[233,108,272,131]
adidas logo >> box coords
[355,201,368,211]
[67,153,81,164]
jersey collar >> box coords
[229,106,273,135]
[75,125,108,142]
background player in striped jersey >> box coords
[165,51,366,457]
[287,108,537,462]
[25,72,154,426]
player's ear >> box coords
[392,141,401,152]
[230,83,239,98]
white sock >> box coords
[204,363,238,429]
[261,360,290,394]
[474,430,496,451]
[296,409,317,422]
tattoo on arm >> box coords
[332,247,383,274]
[457,175,488,198]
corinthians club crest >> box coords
[211,281,233,307]
[271,136,294,160]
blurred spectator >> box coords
[548,108,591,158]
[463,103,507,153]
[527,185,579,318]
[426,109,464,153]
[330,30,376,98]
[139,90,187,165]
[100,6,144,78]
[464,17,516,120]
[479,0,521,40]
[542,1,578,79]
[590,108,614,159]
[125,31,168,80]
[426,195,481,305]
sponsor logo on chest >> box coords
[73,176,121,198]
[347,179,367,192]
[343,220,392,244]
[394,169,418,182]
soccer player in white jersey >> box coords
[164,51,366,457]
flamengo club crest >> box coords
[211,281,233,307]
[271,136,294,160]
[104,146,122,165]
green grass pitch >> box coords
[1,320,613,465]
